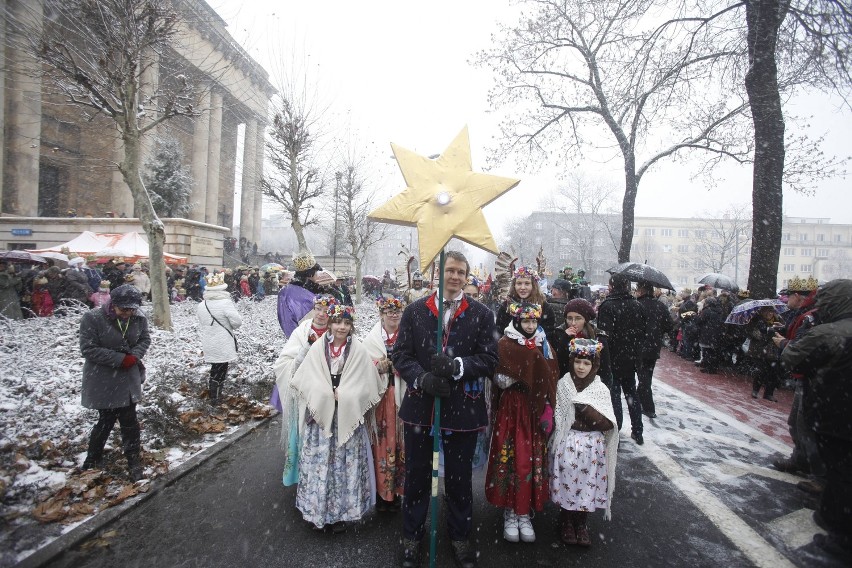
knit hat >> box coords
[110,284,142,309]
[551,278,572,293]
[564,298,596,322]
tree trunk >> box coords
[618,151,639,263]
[354,259,363,304]
[744,0,789,299]
[119,130,172,330]
[291,216,308,251]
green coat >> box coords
[0,271,23,319]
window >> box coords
[783,233,792,241]
[680,276,689,285]
[817,248,829,258]
[801,265,812,273]
[677,244,689,253]
[783,247,796,256]
[677,229,689,238]
[559,251,570,260]
[800,248,812,257]
[534,237,542,244]
[799,234,808,241]
[662,245,672,253]
[783,264,795,272]
[559,238,570,246]
[644,228,654,236]
[661,229,672,237]
[693,260,702,269]
[694,230,705,238]
[817,234,825,242]
[678,260,689,269]
[634,228,639,236]
[534,222,542,230]
[835,234,843,243]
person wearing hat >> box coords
[90,280,112,309]
[197,272,242,408]
[0,260,23,320]
[64,256,94,308]
[31,276,55,317]
[635,281,674,417]
[130,264,151,301]
[548,278,573,315]
[277,250,325,336]
[103,260,128,292]
[79,284,150,481]
[405,271,429,304]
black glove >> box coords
[431,353,458,378]
[419,372,451,398]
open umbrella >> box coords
[0,250,48,264]
[314,270,336,287]
[606,262,675,290]
[698,273,739,292]
[259,262,285,273]
[725,299,789,325]
[36,251,70,267]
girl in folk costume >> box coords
[289,304,386,533]
[549,339,618,548]
[496,266,558,340]
[487,301,559,543]
[362,296,407,512]
[32,276,55,317]
[274,294,334,485]
[90,280,112,309]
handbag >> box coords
[204,301,238,352]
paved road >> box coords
[42,368,843,568]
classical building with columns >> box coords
[0,0,273,261]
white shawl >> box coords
[362,321,407,408]
[550,374,619,520]
[290,335,386,446]
[273,318,318,447]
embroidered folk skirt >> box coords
[295,413,376,528]
[485,389,549,515]
[372,384,405,501]
[549,429,609,512]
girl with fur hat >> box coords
[89,280,112,309]
[362,296,408,512]
[289,304,386,533]
[549,338,617,547]
[486,301,559,543]
[196,272,242,407]
[496,266,558,341]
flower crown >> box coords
[569,338,603,359]
[314,294,336,309]
[377,297,405,312]
[508,301,542,320]
[466,275,480,287]
[513,266,538,280]
[327,304,355,320]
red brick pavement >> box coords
[654,350,794,446]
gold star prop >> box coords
[369,126,520,271]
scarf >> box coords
[362,321,407,408]
[551,376,619,520]
[494,325,559,417]
[273,318,318,448]
[290,334,386,446]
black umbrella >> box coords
[606,262,675,290]
[0,250,48,265]
[698,273,739,292]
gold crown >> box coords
[787,275,819,293]
[206,272,226,287]
[292,250,316,272]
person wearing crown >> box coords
[196,272,242,408]
[274,294,335,484]
[363,296,408,512]
[277,249,327,337]
[549,338,617,547]
[496,266,558,341]
[486,301,559,544]
[289,304,386,534]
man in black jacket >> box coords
[636,282,674,418]
[596,274,648,444]
[393,251,498,568]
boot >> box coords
[560,510,577,545]
[81,454,103,470]
[127,454,145,482]
[208,378,222,408]
[575,511,591,547]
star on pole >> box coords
[368,126,521,271]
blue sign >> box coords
[11,229,32,236]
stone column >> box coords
[189,89,211,222]
[4,0,43,216]
[252,122,265,244]
[239,119,257,241]
[205,91,223,225]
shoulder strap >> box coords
[205,301,238,349]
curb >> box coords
[15,415,276,568]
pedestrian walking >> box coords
[196,272,242,408]
[635,282,673,417]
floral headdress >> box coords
[376,297,405,312]
[508,301,542,320]
[513,266,538,280]
[569,338,603,359]
[314,294,336,309]
[327,304,356,320]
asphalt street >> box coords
[39,378,844,568]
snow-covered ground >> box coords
[0,296,380,566]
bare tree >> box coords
[334,162,388,304]
[689,205,753,281]
[11,0,203,329]
[477,0,752,264]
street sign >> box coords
[10,229,32,236]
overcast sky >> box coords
[209,0,852,242]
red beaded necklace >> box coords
[384,327,399,345]
[329,340,345,358]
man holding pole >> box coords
[393,250,499,568]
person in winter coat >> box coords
[551,298,612,384]
[239,275,252,298]
[362,296,407,512]
[635,282,674,417]
[595,274,647,444]
[745,305,784,401]
[549,338,617,548]
[486,301,558,544]
[696,297,725,374]
[64,257,93,307]
[782,279,852,563]
[495,266,558,341]
[277,250,327,336]
[129,264,151,300]
[0,260,23,319]
[90,280,112,309]
[196,272,243,407]
[677,290,699,360]
[31,276,55,317]
[79,284,150,481]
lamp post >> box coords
[333,171,342,272]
